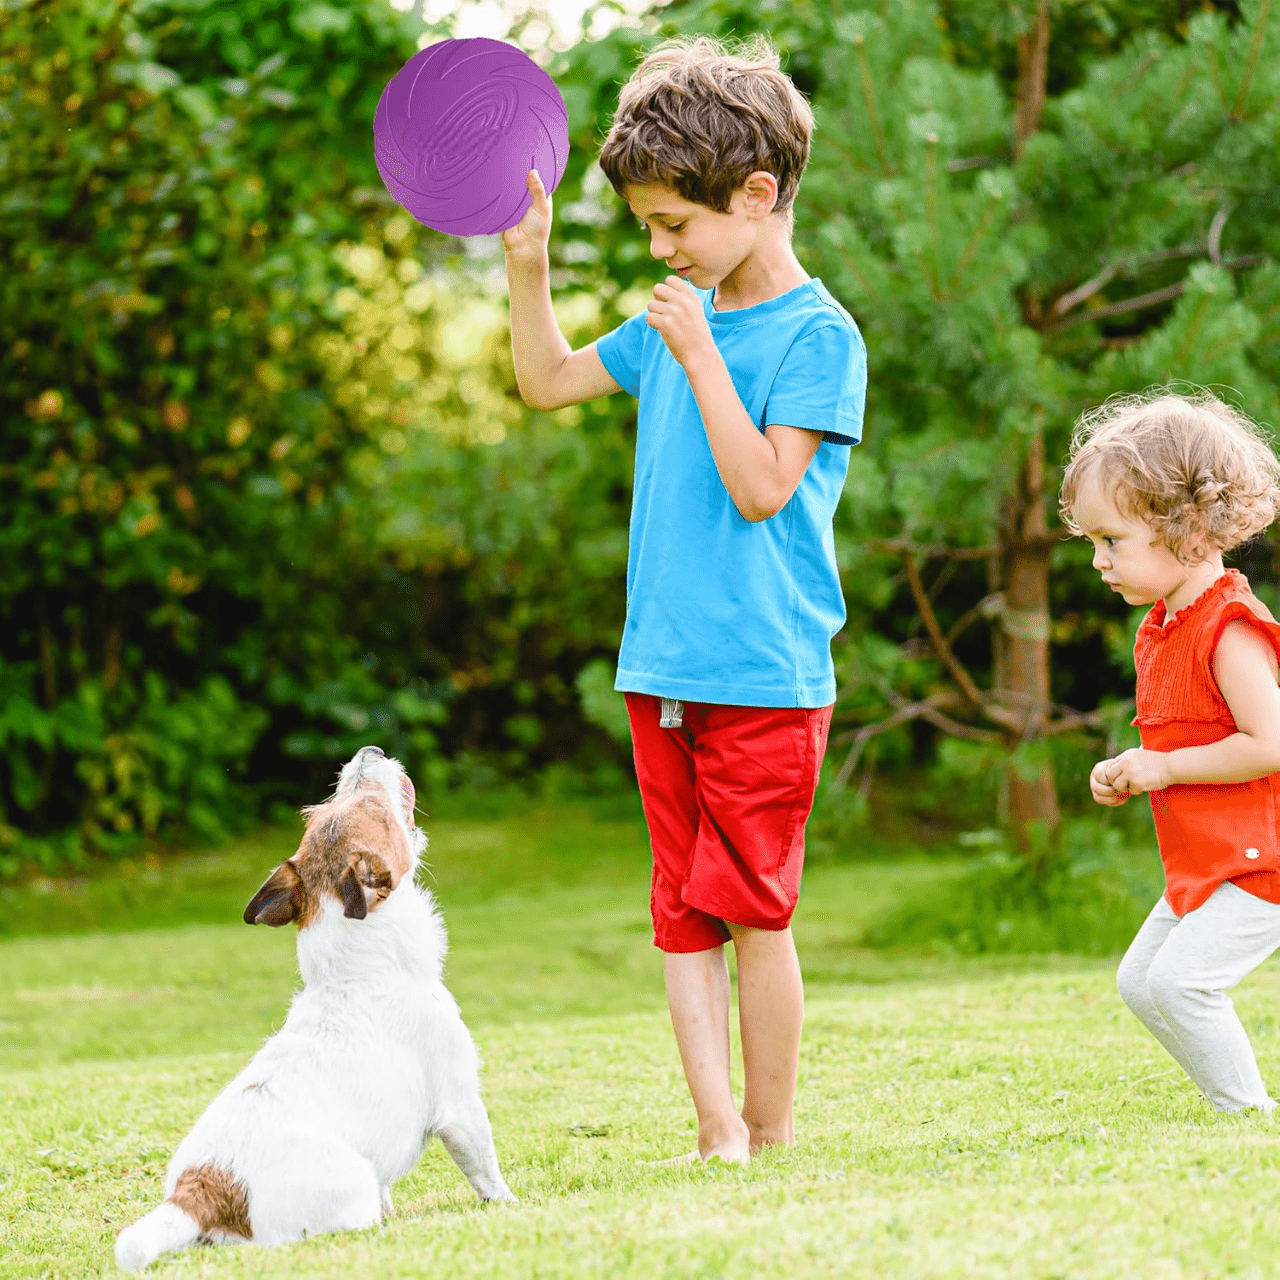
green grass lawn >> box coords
[4,805,1280,1278]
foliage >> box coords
[575,656,633,746]
[309,225,634,776]
[0,0,455,870]
[0,0,645,876]
[860,816,1165,955]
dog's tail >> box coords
[114,1202,200,1272]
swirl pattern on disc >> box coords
[416,82,520,187]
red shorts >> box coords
[625,694,834,953]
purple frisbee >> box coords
[373,37,569,237]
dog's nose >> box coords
[359,745,385,759]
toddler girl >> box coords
[1060,389,1280,1113]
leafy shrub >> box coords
[0,0,442,868]
[575,658,631,747]
[861,818,1164,956]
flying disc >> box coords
[373,37,569,237]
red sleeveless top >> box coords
[1132,570,1280,916]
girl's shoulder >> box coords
[1158,570,1280,671]
[1134,571,1280,726]
[1219,570,1277,621]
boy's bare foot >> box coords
[645,1116,751,1166]
[645,1150,701,1167]
[699,1115,750,1163]
[646,1146,749,1167]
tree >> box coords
[0,0,444,869]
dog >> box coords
[115,745,514,1271]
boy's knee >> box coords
[725,919,791,947]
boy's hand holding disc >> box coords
[373,37,568,238]
[501,169,553,259]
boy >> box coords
[502,34,866,1163]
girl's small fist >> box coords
[1090,758,1129,807]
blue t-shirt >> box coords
[595,277,866,708]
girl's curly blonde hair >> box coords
[1059,389,1280,564]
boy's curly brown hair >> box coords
[1059,389,1280,564]
[597,33,814,218]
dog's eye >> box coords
[356,856,393,891]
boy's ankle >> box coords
[698,1115,750,1161]
[743,1118,793,1154]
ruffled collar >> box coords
[1142,569,1246,637]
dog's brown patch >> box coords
[245,779,413,929]
[170,1163,253,1241]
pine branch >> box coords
[901,547,1003,719]
[1231,0,1271,122]
[950,186,1005,289]
[842,538,1111,766]
[831,689,990,787]
[1208,205,1230,263]
[1050,245,1208,319]
[1045,256,1265,335]
[924,135,941,298]
[836,242,878,303]
[1050,265,1118,317]
[852,35,891,173]
[830,677,1115,789]
[946,593,1003,646]
[946,155,1002,173]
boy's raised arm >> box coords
[503,169,621,412]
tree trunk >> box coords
[998,425,1060,867]
[997,2,1060,871]
[1014,0,1051,158]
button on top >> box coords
[1245,848,1261,859]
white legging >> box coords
[1117,880,1280,1113]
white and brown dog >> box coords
[115,745,514,1272]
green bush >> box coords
[861,818,1165,956]
[0,0,449,868]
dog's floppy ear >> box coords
[244,860,304,926]
[338,863,368,920]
